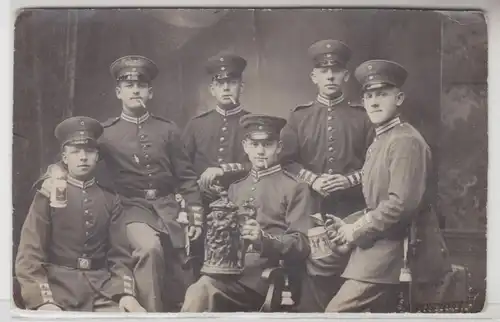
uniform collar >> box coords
[120,111,150,124]
[67,176,96,189]
[375,116,402,136]
[316,93,344,107]
[216,105,243,117]
[250,164,282,180]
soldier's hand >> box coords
[188,226,202,241]
[322,174,351,193]
[202,184,222,201]
[325,214,346,231]
[333,224,355,244]
[332,241,353,255]
[199,167,224,190]
[37,303,62,311]
[311,176,329,197]
[39,178,53,198]
[241,219,262,242]
[119,295,147,312]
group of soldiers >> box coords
[15,38,453,313]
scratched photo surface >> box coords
[12,9,487,314]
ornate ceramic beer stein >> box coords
[308,226,335,260]
[308,213,335,259]
[201,191,244,275]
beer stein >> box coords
[201,191,243,275]
[48,164,68,208]
[307,225,335,260]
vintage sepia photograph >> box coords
[12,8,487,314]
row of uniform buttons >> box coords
[82,189,93,257]
[246,175,259,203]
[326,107,336,175]
[217,117,228,163]
[137,129,154,188]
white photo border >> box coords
[5,0,499,320]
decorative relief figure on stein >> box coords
[202,191,242,275]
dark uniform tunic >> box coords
[280,94,375,218]
[15,176,135,311]
[326,117,452,312]
[182,105,251,190]
[99,111,203,248]
[181,165,314,312]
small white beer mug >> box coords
[308,226,334,260]
[48,164,68,208]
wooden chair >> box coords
[262,263,481,313]
[260,261,297,312]
[396,264,482,313]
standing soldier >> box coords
[181,114,314,312]
[98,55,204,312]
[280,39,375,311]
[182,53,251,195]
[15,116,144,312]
[182,53,251,275]
[326,60,452,312]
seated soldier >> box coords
[324,60,452,312]
[15,116,145,312]
[181,114,316,312]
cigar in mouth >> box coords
[137,98,146,109]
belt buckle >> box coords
[145,189,158,200]
[77,257,91,270]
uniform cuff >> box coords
[220,163,245,173]
[346,170,363,187]
[123,275,135,296]
[27,283,57,309]
[351,212,373,243]
[260,231,284,257]
[297,169,319,186]
[39,282,55,304]
[190,206,204,227]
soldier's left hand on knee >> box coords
[188,226,202,241]
[241,219,261,241]
[119,295,147,312]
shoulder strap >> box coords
[101,116,120,128]
[192,109,213,119]
[292,101,314,112]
